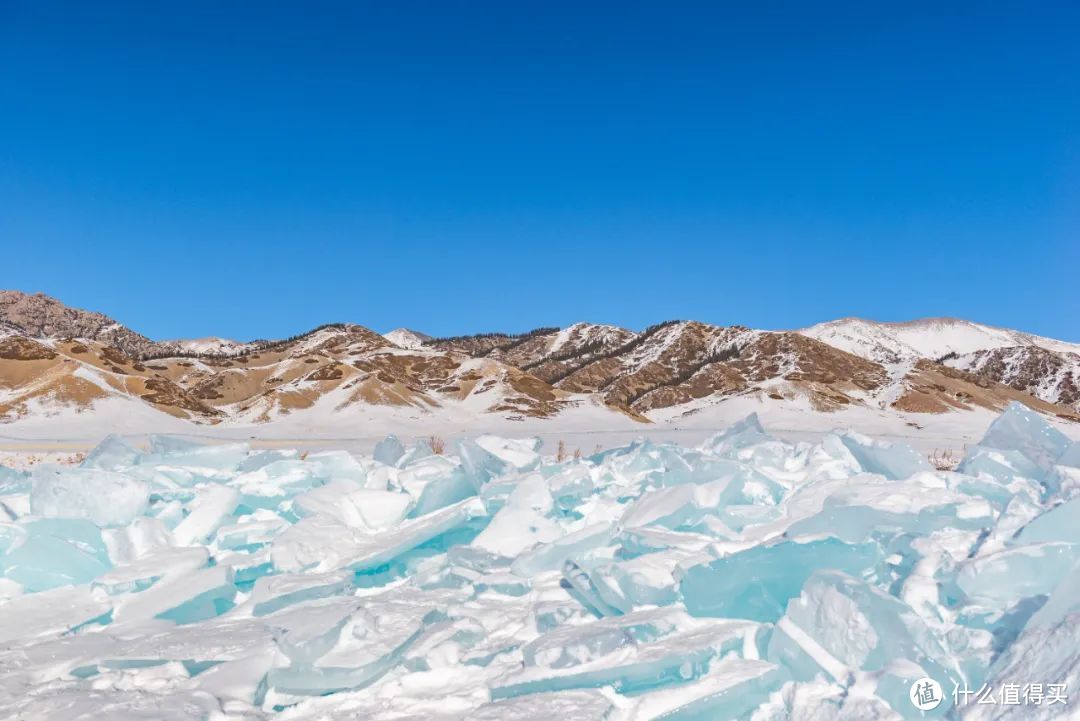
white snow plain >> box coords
[0,402,1078,720]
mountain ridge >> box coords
[2,291,1078,432]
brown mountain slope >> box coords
[943,345,1080,411]
[0,291,162,358]
[1,292,1078,428]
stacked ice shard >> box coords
[1,404,1079,720]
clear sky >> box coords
[2,2,1077,341]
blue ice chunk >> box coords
[784,481,994,543]
[470,691,614,721]
[629,657,785,721]
[511,522,614,576]
[1026,559,1080,629]
[768,571,960,716]
[397,441,436,467]
[561,560,627,617]
[265,590,452,697]
[1015,497,1080,545]
[966,561,1080,721]
[238,449,297,472]
[305,449,367,484]
[30,466,149,527]
[143,435,250,471]
[491,619,759,699]
[411,467,476,517]
[957,543,1079,608]
[115,565,237,625]
[1,518,111,591]
[373,434,406,466]
[1058,441,1080,469]
[835,430,931,480]
[147,434,208,454]
[458,438,510,486]
[520,607,690,669]
[977,401,1071,468]
[0,465,29,495]
[680,537,882,622]
[81,433,142,470]
[250,571,353,616]
[957,446,1049,484]
[702,413,772,455]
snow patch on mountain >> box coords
[800,317,1080,364]
[383,328,432,350]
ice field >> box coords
[1,402,1078,720]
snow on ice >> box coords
[0,401,1078,720]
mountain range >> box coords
[2,290,1078,437]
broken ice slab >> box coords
[92,546,209,595]
[262,596,365,665]
[101,517,175,565]
[956,445,1051,485]
[617,465,784,533]
[144,435,251,471]
[0,584,111,643]
[680,536,882,622]
[293,481,412,530]
[472,472,560,557]
[112,564,237,625]
[1,518,112,592]
[271,497,486,573]
[956,542,1079,608]
[701,413,773,455]
[397,455,478,517]
[520,607,697,669]
[1014,496,1080,545]
[411,466,477,517]
[270,515,360,573]
[783,475,994,543]
[396,439,436,467]
[214,512,290,550]
[0,687,223,721]
[511,521,615,576]
[373,434,406,466]
[194,644,281,712]
[233,459,324,509]
[562,560,627,617]
[626,657,785,721]
[215,546,274,586]
[81,433,142,470]
[833,430,932,480]
[30,466,149,527]
[470,690,615,720]
[976,401,1072,469]
[171,484,240,545]
[585,547,711,611]
[264,589,460,698]
[303,449,369,484]
[491,618,763,699]
[0,464,28,493]
[238,448,299,472]
[455,431,540,487]
[249,570,353,616]
[617,526,719,557]
[962,562,1080,721]
[767,571,959,689]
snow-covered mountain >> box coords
[2,292,1078,435]
[799,317,1080,410]
[800,317,1080,364]
[382,328,432,350]
[168,336,250,355]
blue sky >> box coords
[2,2,1077,341]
